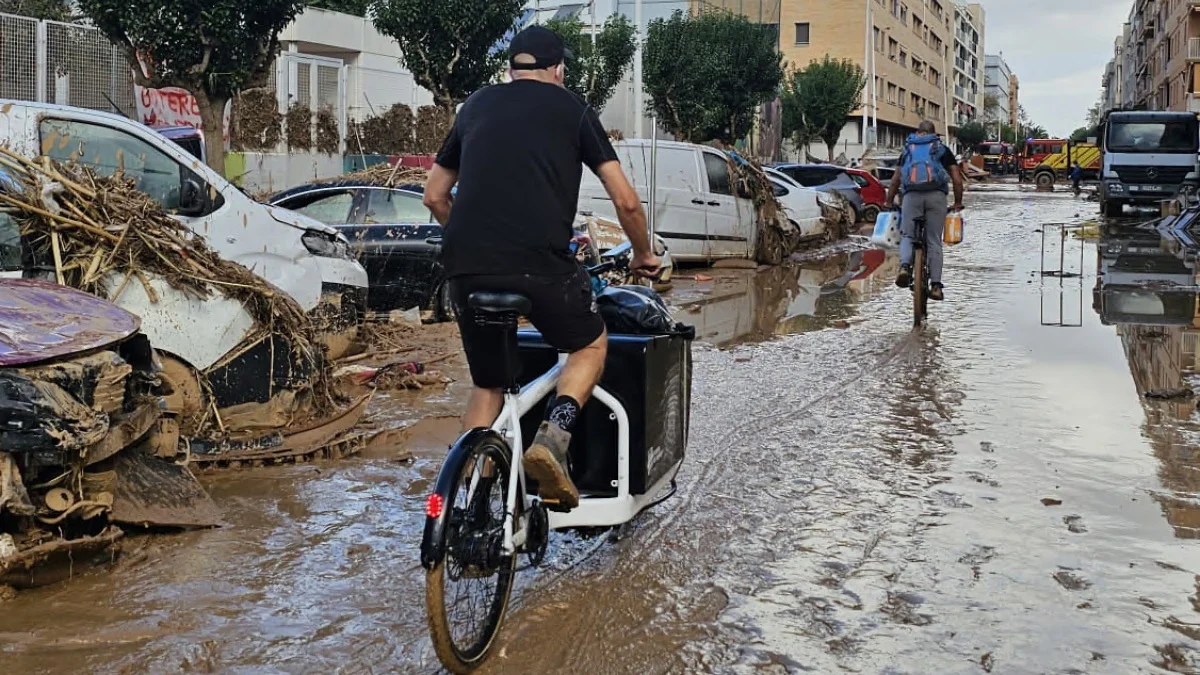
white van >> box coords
[579,139,825,263]
[0,101,368,369]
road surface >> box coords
[1,186,1197,674]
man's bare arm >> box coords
[886,171,902,208]
[595,161,651,255]
[423,164,458,226]
[950,166,965,209]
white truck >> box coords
[1099,110,1200,217]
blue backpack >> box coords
[900,134,949,193]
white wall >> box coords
[280,7,433,122]
[232,152,344,195]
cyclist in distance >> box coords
[885,119,965,301]
[423,25,660,510]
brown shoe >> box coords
[524,422,580,510]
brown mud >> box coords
[0,187,1198,673]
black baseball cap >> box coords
[509,25,573,70]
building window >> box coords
[794,22,810,45]
[888,37,898,60]
[887,83,897,104]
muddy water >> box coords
[2,188,1199,673]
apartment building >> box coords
[951,3,985,127]
[1102,35,1125,113]
[781,0,956,155]
[1102,0,1200,114]
[984,54,1012,128]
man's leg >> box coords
[925,191,948,288]
[463,388,504,430]
[556,330,607,407]
[521,268,607,510]
[897,192,918,287]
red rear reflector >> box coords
[426,494,445,519]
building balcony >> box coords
[1190,94,1200,113]
[1190,37,1200,60]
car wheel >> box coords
[861,204,881,224]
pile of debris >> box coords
[315,163,429,188]
[0,148,337,441]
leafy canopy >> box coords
[370,0,526,108]
[0,0,72,21]
[643,10,782,144]
[79,0,304,99]
[544,14,636,112]
[955,121,988,149]
[77,0,307,172]
[781,56,866,161]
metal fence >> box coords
[0,13,135,115]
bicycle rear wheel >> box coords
[912,247,927,328]
[426,434,517,673]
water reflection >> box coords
[673,249,897,347]
[1094,224,1200,538]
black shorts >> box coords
[450,266,606,388]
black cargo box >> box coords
[515,331,691,496]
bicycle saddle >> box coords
[468,292,532,316]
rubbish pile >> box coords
[0,278,219,587]
[316,163,429,188]
[0,149,346,450]
[728,155,796,265]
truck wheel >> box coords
[1101,200,1123,218]
[1035,172,1055,189]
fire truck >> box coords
[974,141,1017,175]
[1020,138,1102,188]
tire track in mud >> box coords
[483,293,935,673]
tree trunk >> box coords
[827,141,837,162]
[194,90,229,176]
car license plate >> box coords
[1140,185,1164,192]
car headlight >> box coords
[302,230,350,259]
[1107,182,1125,193]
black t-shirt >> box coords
[435,80,619,278]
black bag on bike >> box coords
[596,285,677,335]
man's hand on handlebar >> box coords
[630,250,662,280]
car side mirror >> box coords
[178,178,206,216]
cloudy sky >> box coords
[975,0,1129,137]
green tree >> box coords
[544,14,636,112]
[643,10,782,145]
[307,0,369,15]
[1070,126,1092,142]
[955,121,988,150]
[371,0,525,113]
[780,56,866,161]
[982,93,1000,123]
[77,0,306,174]
[0,0,72,20]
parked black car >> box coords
[269,181,450,317]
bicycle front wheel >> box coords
[426,434,517,673]
[912,247,927,328]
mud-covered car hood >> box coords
[0,278,140,367]
[264,204,340,237]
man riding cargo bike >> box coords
[420,26,690,673]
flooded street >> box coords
[2,188,1199,674]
